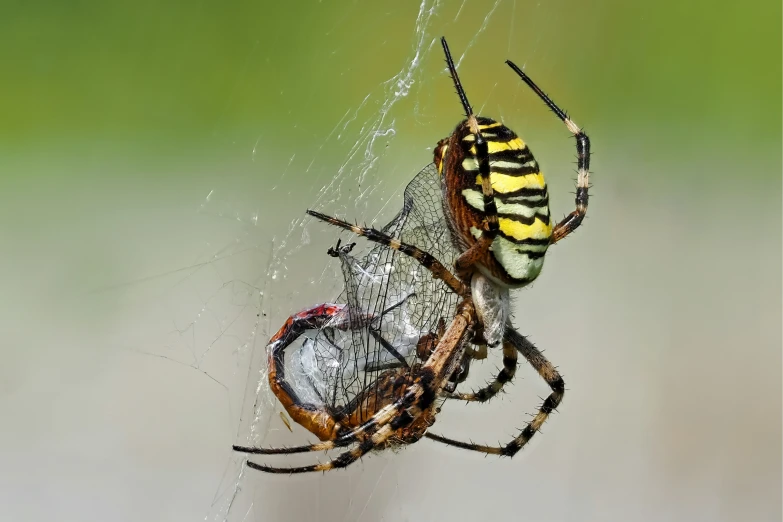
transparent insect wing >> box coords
[291,165,461,417]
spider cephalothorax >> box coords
[234,37,590,473]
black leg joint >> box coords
[550,375,565,395]
[575,133,591,170]
[575,186,588,208]
[540,394,559,414]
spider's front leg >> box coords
[306,210,468,297]
[452,126,499,279]
[438,37,500,281]
[505,60,591,243]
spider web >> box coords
[116,1,560,520]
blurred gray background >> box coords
[1,1,780,521]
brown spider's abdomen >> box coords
[436,117,553,288]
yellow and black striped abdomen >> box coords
[439,118,552,287]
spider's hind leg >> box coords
[425,327,564,456]
[443,338,517,402]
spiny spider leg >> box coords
[425,326,564,456]
[244,425,387,474]
[233,438,351,456]
[442,338,518,402]
[440,37,499,278]
[505,60,590,243]
[307,209,468,296]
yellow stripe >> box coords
[468,137,526,155]
[499,217,553,241]
[476,172,546,194]
[478,122,503,130]
[489,138,525,153]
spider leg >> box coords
[246,425,397,474]
[425,326,564,456]
[440,37,499,278]
[307,210,468,297]
[506,60,590,244]
[442,338,517,402]
[233,439,350,456]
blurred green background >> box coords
[1,1,780,522]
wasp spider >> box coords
[233,37,591,473]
